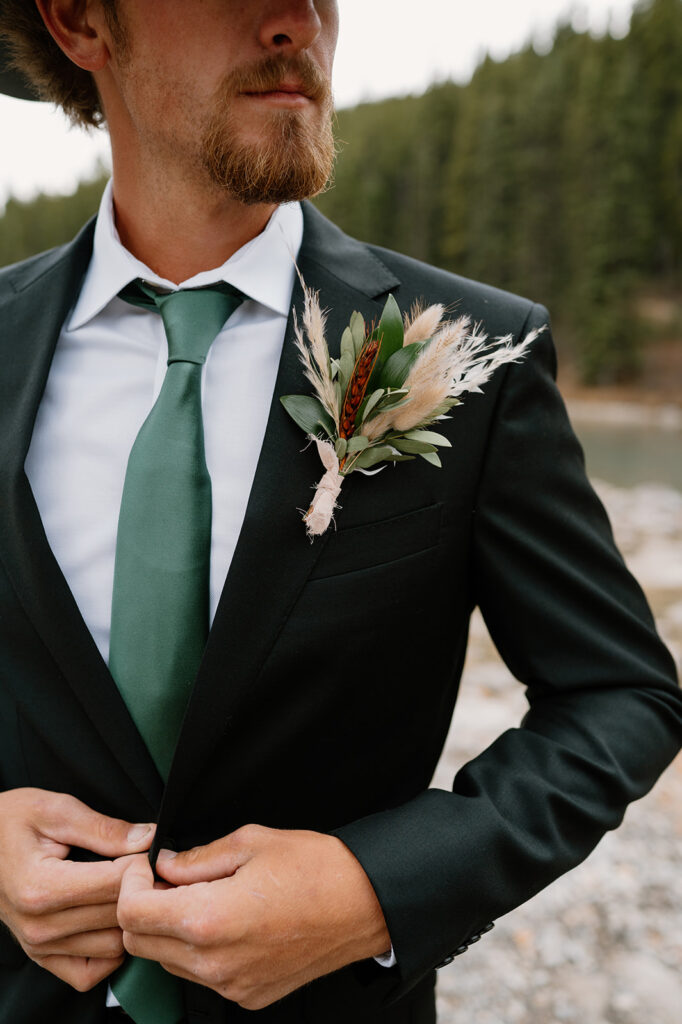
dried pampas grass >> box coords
[363,313,542,439]
[403,302,446,346]
[293,284,339,430]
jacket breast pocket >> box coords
[309,502,443,580]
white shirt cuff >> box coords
[373,945,397,968]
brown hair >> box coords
[0,0,121,128]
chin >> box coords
[203,108,335,206]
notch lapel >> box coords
[156,206,401,836]
[0,224,163,815]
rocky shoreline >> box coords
[433,478,682,1024]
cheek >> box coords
[317,2,340,71]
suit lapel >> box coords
[0,203,400,833]
[0,224,163,814]
[157,205,401,835]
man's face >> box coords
[104,1,339,204]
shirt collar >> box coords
[67,179,304,330]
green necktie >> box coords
[109,280,243,1024]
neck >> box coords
[110,149,276,284]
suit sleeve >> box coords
[333,304,682,995]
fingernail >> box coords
[157,848,177,861]
[127,823,154,843]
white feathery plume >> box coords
[401,315,472,397]
[362,310,543,438]
[362,314,469,438]
[302,282,330,380]
[403,302,445,346]
[449,329,543,399]
[292,285,339,429]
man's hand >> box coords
[0,788,155,991]
[118,824,391,1010]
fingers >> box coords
[12,899,124,967]
[155,823,265,885]
[31,791,155,858]
[33,953,125,993]
[20,852,132,914]
[24,926,124,960]
[118,856,219,941]
[13,901,119,945]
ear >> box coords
[35,0,111,73]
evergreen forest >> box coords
[1,0,680,385]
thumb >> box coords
[117,853,158,933]
[36,792,155,858]
[155,827,259,884]
[118,852,156,903]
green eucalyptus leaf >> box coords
[361,388,385,422]
[404,429,452,448]
[280,394,335,437]
[374,398,413,422]
[353,445,400,469]
[340,327,355,364]
[420,451,442,468]
[330,358,340,380]
[379,342,424,390]
[430,398,461,418]
[346,434,369,454]
[335,436,347,460]
[391,437,438,455]
[374,388,410,411]
[375,294,404,363]
[350,311,366,355]
[338,350,355,394]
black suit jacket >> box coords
[0,203,680,1024]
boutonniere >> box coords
[281,280,543,538]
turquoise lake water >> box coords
[572,421,682,492]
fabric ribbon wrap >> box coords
[304,436,343,537]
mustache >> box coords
[219,54,331,104]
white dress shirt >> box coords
[25,180,302,660]
[24,182,396,986]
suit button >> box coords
[435,954,455,969]
[453,944,469,956]
[481,922,495,934]
[469,933,481,943]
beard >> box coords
[201,54,336,206]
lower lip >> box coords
[241,91,311,108]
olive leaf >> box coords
[403,429,452,448]
[340,327,355,364]
[352,445,415,470]
[359,388,385,423]
[390,437,438,455]
[346,434,370,454]
[379,341,424,390]
[350,311,366,356]
[280,395,335,437]
[375,294,403,363]
[420,451,442,468]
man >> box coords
[0,3,680,1023]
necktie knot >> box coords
[119,280,244,364]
